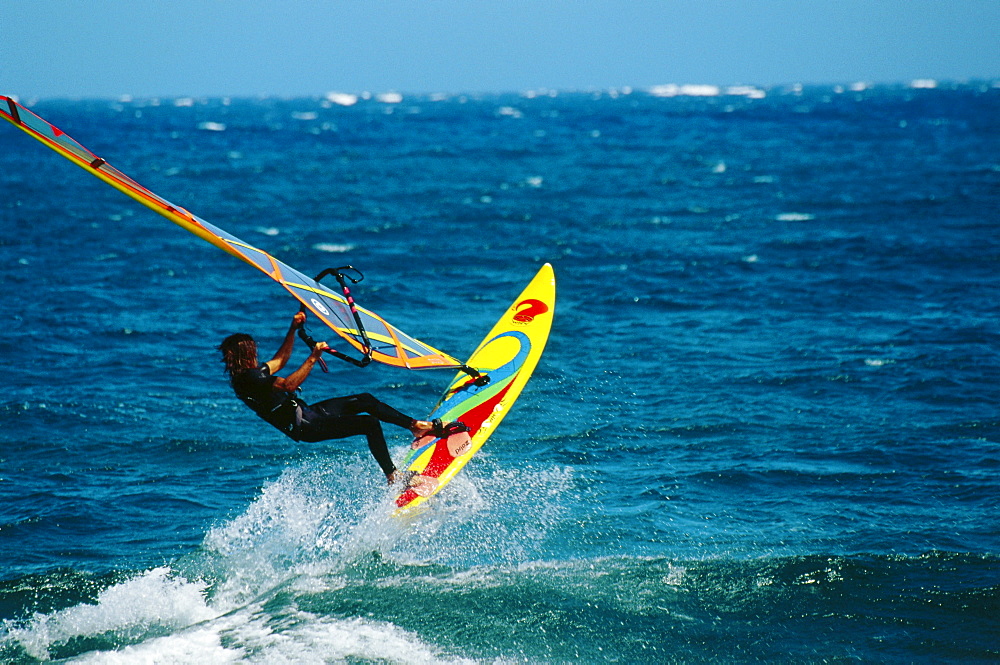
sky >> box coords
[4,0,998,99]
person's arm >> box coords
[265,312,306,375]
[273,341,328,392]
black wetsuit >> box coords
[231,363,412,476]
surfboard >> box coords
[392,263,556,516]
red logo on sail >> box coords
[513,299,549,324]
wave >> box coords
[1,459,996,663]
[2,552,996,662]
[0,459,574,662]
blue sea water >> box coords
[1,84,998,662]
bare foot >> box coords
[409,420,435,438]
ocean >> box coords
[1,84,998,663]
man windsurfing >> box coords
[219,312,462,484]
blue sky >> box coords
[4,0,998,99]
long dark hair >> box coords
[219,333,258,379]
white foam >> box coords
[522,88,558,99]
[376,92,403,104]
[325,92,358,106]
[726,85,766,99]
[648,84,678,97]
[1,459,574,661]
[662,563,687,586]
[775,212,815,222]
[910,79,938,89]
[3,567,216,661]
[197,121,226,132]
[3,568,464,663]
[227,610,468,664]
[649,84,721,97]
[649,83,722,97]
[497,106,523,118]
[291,111,318,121]
[387,465,574,568]
[313,242,355,253]
[198,461,403,605]
[174,97,195,107]
[71,603,463,664]
[71,626,240,664]
[681,84,721,96]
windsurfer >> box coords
[219,312,448,484]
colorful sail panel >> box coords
[0,95,462,371]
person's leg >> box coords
[312,393,414,430]
[296,413,397,478]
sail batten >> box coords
[1,95,463,372]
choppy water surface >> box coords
[1,85,998,662]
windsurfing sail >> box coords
[0,95,464,373]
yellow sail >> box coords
[1,95,462,371]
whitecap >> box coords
[376,92,403,104]
[775,212,815,222]
[226,611,464,664]
[292,111,318,120]
[256,226,280,236]
[910,79,938,89]
[325,92,358,106]
[2,567,217,661]
[726,85,766,99]
[649,84,721,98]
[680,84,721,96]
[648,84,679,97]
[314,242,355,253]
[197,121,226,132]
[498,106,523,118]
